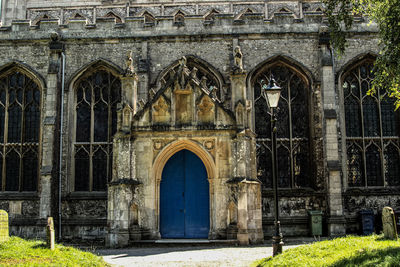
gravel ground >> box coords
[97,243,302,267]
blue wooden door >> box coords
[160,150,209,238]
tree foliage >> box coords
[323,0,400,108]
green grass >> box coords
[0,236,109,267]
[253,235,400,267]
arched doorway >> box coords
[160,149,210,238]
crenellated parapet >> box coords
[0,15,378,41]
[24,1,325,25]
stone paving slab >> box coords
[98,244,302,267]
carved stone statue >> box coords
[190,67,198,80]
[125,51,136,77]
[200,76,208,88]
[233,46,244,73]
[178,56,190,88]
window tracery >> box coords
[0,71,40,192]
[74,69,121,191]
[342,59,400,187]
[254,63,310,188]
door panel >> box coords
[160,149,209,238]
[184,150,209,238]
[160,151,185,238]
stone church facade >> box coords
[0,0,399,246]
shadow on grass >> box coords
[32,243,48,249]
[330,247,400,267]
[375,235,399,241]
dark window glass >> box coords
[24,98,40,143]
[363,97,379,137]
[345,96,361,137]
[381,98,398,136]
[74,69,121,191]
[385,144,400,186]
[277,145,291,188]
[347,143,364,187]
[365,144,383,186]
[8,104,22,143]
[255,63,310,189]
[343,60,400,187]
[0,106,4,142]
[94,101,108,142]
[74,147,90,191]
[5,150,20,191]
[256,144,272,188]
[92,147,108,191]
[0,71,40,192]
[22,149,38,191]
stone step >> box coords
[129,239,239,247]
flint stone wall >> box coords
[0,0,388,241]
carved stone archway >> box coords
[152,139,217,238]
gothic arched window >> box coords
[0,70,41,191]
[342,59,400,187]
[254,62,310,188]
[74,69,121,191]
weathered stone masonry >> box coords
[0,0,398,246]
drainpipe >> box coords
[58,52,66,240]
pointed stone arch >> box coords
[153,139,216,183]
[173,10,186,25]
[0,62,44,192]
[270,6,297,19]
[67,12,88,23]
[337,52,377,80]
[152,139,217,235]
[0,61,46,90]
[67,58,123,192]
[67,58,124,90]
[204,9,220,21]
[140,10,156,25]
[104,11,123,23]
[249,55,314,189]
[32,14,53,25]
[247,55,314,90]
[155,55,225,94]
[235,8,255,20]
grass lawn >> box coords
[253,235,400,267]
[0,236,109,266]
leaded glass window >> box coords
[255,63,310,188]
[74,70,121,191]
[343,60,400,187]
[0,71,40,191]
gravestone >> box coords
[0,210,9,242]
[382,207,398,240]
[46,217,55,250]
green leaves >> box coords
[324,0,400,108]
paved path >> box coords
[98,243,302,267]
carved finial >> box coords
[233,46,244,74]
[179,56,187,68]
[149,88,156,99]
[138,99,146,109]
[125,50,136,77]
